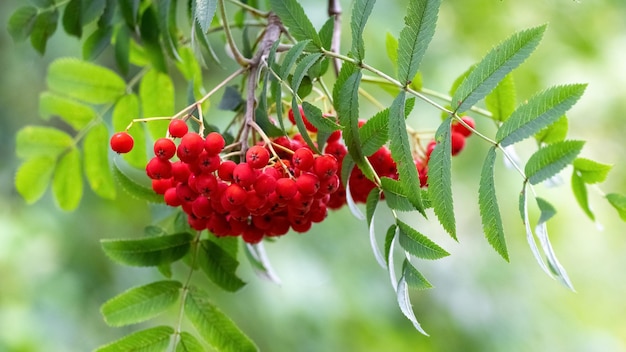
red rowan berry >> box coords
[245,190,266,212]
[425,140,436,161]
[176,183,198,202]
[288,105,317,132]
[319,174,340,195]
[451,132,466,156]
[195,151,221,173]
[177,133,204,163]
[292,147,315,171]
[275,178,298,200]
[110,132,134,154]
[168,119,188,138]
[146,157,172,179]
[153,138,176,160]
[296,173,320,196]
[246,145,270,169]
[324,142,347,163]
[204,132,225,155]
[233,162,256,188]
[242,225,264,244]
[152,178,173,195]
[195,173,218,196]
[313,155,338,180]
[217,160,237,182]
[171,161,191,183]
[451,116,475,137]
[164,187,182,206]
[253,173,277,196]
[268,216,290,236]
[191,196,212,218]
[223,184,247,207]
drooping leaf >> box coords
[452,25,546,113]
[519,185,552,276]
[101,280,182,327]
[524,140,585,185]
[571,170,594,220]
[350,0,376,61]
[535,115,568,144]
[98,0,117,28]
[15,156,55,204]
[380,177,415,212]
[197,239,246,292]
[268,0,321,50]
[345,180,366,221]
[112,162,164,203]
[112,94,147,169]
[485,73,515,122]
[119,0,140,27]
[397,0,440,85]
[83,25,113,61]
[176,332,205,352]
[244,243,281,284]
[572,158,612,184]
[95,326,174,352]
[401,259,432,290]
[389,92,424,214]
[47,58,126,104]
[140,6,167,73]
[496,84,586,147]
[427,117,455,238]
[63,0,83,38]
[83,123,116,199]
[478,147,508,261]
[396,274,428,335]
[30,10,59,55]
[384,224,397,268]
[101,232,194,267]
[16,126,74,159]
[7,6,38,42]
[52,147,83,211]
[184,286,258,352]
[39,92,96,130]
[366,188,386,268]
[606,193,626,222]
[140,69,175,140]
[397,220,449,260]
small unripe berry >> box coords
[168,119,188,138]
[110,132,134,153]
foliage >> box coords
[7,0,625,349]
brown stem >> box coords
[328,0,342,76]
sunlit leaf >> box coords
[113,94,147,169]
[478,147,508,261]
[427,118,455,238]
[571,170,594,220]
[606,193,626,222]
[524,140,585,185]
[452,25,546,113]
[184,286,258,352]
[350,0,376,61]
[176,332,205,352]
[112,162,164,203]
[573,158,612,184]
[84,123,116,199]
[397,220,449,260]
[16,126,73,159]
[95,326,174,352]
[39,92,96,130]
[140,69,175,140]
[535,115,568,144]
[15,156,55,204]
[101,280,182,326]
[52,147,83,211]
[197,239,246,292]
[386,32,399,73]
[101,232,194,267]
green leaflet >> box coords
[63,0,83,37]
[384,224,397,268]
[119,0,140,27]
[101,280,182,327]
[571,170,594,220]
[176,332,205,352]
[366,188,386,268]
[350,0,376,61]
[380,177,414,212]
[194,0,217,34]
[16,126,73,159]
[485,74,516,122]
[81,0,106,23]
[176,46,205,100]
[115,24,131,76]
[478,147,508,261]
[140,6,167,73]
[291,53,323,153]
[140,69,175,140]
[573,158,612,184]
[388,92,424,214]
[397,220,449,260]
[427,117,455,238]
[95,326,174,352]
[7,6,38,42]
[302,102,342,133]
[272,40,308,129]
[268,0,321,50]
[396,272,428,336]
[39,92,96,130]
[15,156,56,204]
[256,41,284,137]
[606,193,626,222]
[53,147,83,211]
[47,58,126,104]
[402,259,432,290]
[83,26,113,61]
[156,0,181,61]
[496,84,586,147]
[535,115,568,144]
[197,239,246,292]
[386,32,399,74]
[113,94,147,169]
[184,286,258,352]
[359,97,415,156]
[83,123,116,199]
[525,140,585,185]
[452,25,546,113]
[30,9,59,55]
[101,232,193,267]
[397,0,440,86]
[318,17,334,51]
[112,162,164,203]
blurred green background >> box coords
[1,0,626,351]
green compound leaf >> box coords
[101,280,182,327]
[39,92,96,130]
[571,170,594,220]
[573,158,612,184]
[350,0,376,61]
[197,238,246,292]
[140,6,167,73]
[7,6,38,42]
[452,25,546,113]
[95,326,174,352]
[397,0,440,86]
[389,92,424,214]
[535,115,568,145]
[318,17,334,51]
[112,162,164,203]
[359,108,390,156]
[30,9,59,55]
[427,118,455,239]
[140,69,175,140]
[302,102,342,133]
[195,0,217,34]
[478,147,508,261]
[83,123,116,199]
[16,126,73,159]
[366,188,386,268]
[112,94,147,169]
[402,259,432,290]
[185,286,258,352]
[525,140,585,185]
[52,147,83,211]
[485,73,516,122]
[47,58,126,104]
[63,0,83,38]
[101,232,193,267]
[397,220,449,260]
[15,156,55,204]
[497,84,586,147]
[176,332,205,352]
[380,177,415,212]
[269,0,321,50]
[396,272,428,336]
[606,193,626,222]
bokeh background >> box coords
[1,0,626,351]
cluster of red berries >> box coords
[110,119,341,243]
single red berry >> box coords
[327,130,342,143]
[195,151,221,173]
[242,224,265,244]
[296,173,320,196]
[195,174,218,196]
[217,160,237,182]
[223,184,247,207]
[146,157,173,179]
[245,190,266,212]
[152,178,173,195]
[177,133,204,163]
[168,119,188,138]
[171,161,191,183]
[204,132,226,155]
[288,105,317,132]
[233,162,256,188]
[191,196,213,218]
[110,132,134,154]
[425,140,436,161]
[313,155,338,180]
[275,178,298,200]
[324,142,347,163]
[451,116,475,137]
[292,147,315,171]
[451,132,466,156]
[164,187,182,207]
[153,138,176,160]
[319,174,340,195]
[246,146,270,169]
[253,173,277,196]
[176,183,199,202]
[268,216,290,236]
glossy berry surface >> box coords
[110,132,134,154]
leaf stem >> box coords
[218,0,252,66]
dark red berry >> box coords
[164,187,182,206]
[254,173,277,196]
[217,160,237,182]
[110,132,134,154]
[168,120,188,138]
[296,173,320,196]
[313,155,338,180]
